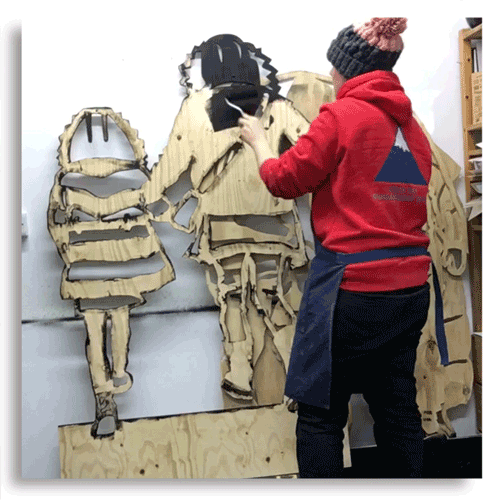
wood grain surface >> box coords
[59,403,350,478]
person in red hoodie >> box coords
[239,18,449,478]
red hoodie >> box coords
[260,70,432,292]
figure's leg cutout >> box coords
[83,310,114,394]
[220,254,254,400]
[245,254,287,405]
[83,310,120,437]
[110,306,133,394]
[91,391,121,438]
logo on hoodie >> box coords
[374,128,427,186]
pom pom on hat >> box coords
[327,17,408,80]
[354,18,407,51]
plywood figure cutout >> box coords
[48,108,174,438]
[145,35,311,404]
[277,71,473,438]
[413,116,473,437]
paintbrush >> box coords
[206,87,268,131]
[225,93,268,118]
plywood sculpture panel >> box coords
[276,71,473,438]
[49,37,351,478]
[146,35,310,405]
[414,117,473,437]
[48,108,175,437]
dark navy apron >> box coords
[285,239,449,409]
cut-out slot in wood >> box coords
[221,268,241,286]
[172,194,199,229]
[254,255,279,274]
[198,143,243,192]
[61,170,148,197]
[68,253,168,281]
[162,163,194,206]
[78,296,141,311]
[234,215,291,237]
[67,209,97,223]
[101,207,145,222]
[70,114,137,162]
[69,226,150,243]
[147,198,169,218]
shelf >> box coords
[466,167,482,174]
[460,24,482,334]
[467,123,482,132]
[463,24,482,41]
[468,149,482,157]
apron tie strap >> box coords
[432,262,449,366]
[316,243,449,366]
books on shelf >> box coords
[469,157,482,174]
[471,181,482,194]
[472,40,482,73]
[465,197,482,221]
[471,72,482,125]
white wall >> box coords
[21,3,479,479]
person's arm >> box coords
[239,107,340,199]
[238,113,275,164]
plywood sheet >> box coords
[414,116,473,437]
[59,405,296,479]
[59,403,351,478]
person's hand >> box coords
[238,113,266,148]
[238,112,275,165]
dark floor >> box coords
[343,435,482,478]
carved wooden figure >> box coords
[414,117,473,437]
[145,36,311,404]
[277,71,473,438]
[48,108,174,437]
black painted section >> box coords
[200,34,261,89]
[208,85,262,132]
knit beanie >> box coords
[327,18,408,80]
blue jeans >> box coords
[296,283,430,478]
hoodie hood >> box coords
[336,70,412,126]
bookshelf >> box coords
[459,22,482,433]
[459,23,482,334]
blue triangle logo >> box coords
[374,128,427,185]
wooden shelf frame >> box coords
[463,24,482,42]
[459,24,482,333]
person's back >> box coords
[311,71,433,292]
[239,18,450,478]
[260,68,433,292]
